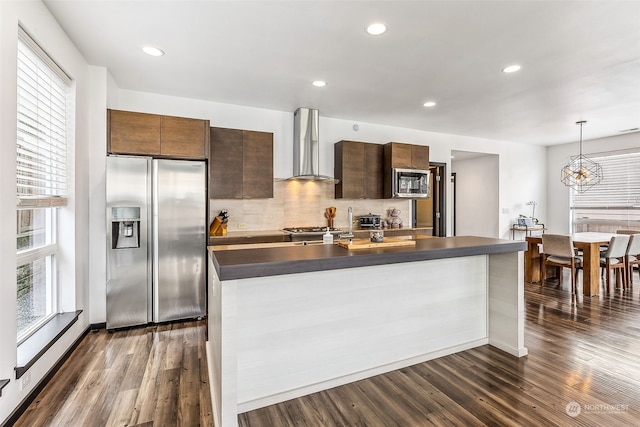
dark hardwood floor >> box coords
[13,270,640,426]
[12,320,212,427]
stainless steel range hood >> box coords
[289,107,337,182]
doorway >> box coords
[450,151,499,238]
[413,162,446,236]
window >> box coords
[570,150,640,233]
[16,27,71,342]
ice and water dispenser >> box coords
[111,207,141,249]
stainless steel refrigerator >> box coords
[106,156,206,329]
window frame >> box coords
[16,208,58,344]
[570,149,640,233]
[15,26,70,343]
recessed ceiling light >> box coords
[142,46,165,57]
[423,101,436,107]
[312,80,326,87]
[502,64,521,73]
[618,127,639,133]
[366,23,387,36]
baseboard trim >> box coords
[90,322,106,330]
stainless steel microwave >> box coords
[391,168,430,198]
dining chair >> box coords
[600,234,630,293]
[541,234,582,294]
[625,234,640,287]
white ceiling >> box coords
[43,0,640,146]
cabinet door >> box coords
[389,142,412,168]
[160,116,208,159]
[242,130,273,198]
[364,143,383,199]
[334,141,365,199]
[209,127,243,199]
[411,145,429,169]
[108,110,161,155]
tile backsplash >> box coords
[210,180,412,231]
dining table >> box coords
[525,232,617,297]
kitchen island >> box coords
[207,236,527,427]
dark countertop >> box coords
[209,236,526,281]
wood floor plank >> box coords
[129,327,170,425]
[104,388,138,427]
[178,343,201,426]
[153,367,181,425]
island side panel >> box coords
[488,251,528,357]
[207,258,238,427]
[234,256,489,413]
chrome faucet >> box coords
[339,207,354,239]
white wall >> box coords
[546,132,640,234]
[453,155,500,238]
[0,1,95,422]
[88,66,108,324]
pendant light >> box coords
[561,121,602,193]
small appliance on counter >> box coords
[359,213,381,229]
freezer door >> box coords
[106,156,151,329]
[153,159,206,322]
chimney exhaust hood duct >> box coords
[289,107,337,182]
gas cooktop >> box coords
[283,227,342,234]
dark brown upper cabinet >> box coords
[335,140,384,199]
[209,127,273,199]
[209,127,243,199]
[107,109,209,159]
[108,110,161,155]
[160,115,209,159]
[384,142,429,170]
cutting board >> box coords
[337,237,417,250]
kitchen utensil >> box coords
[325,207,336,228]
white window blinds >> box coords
[16,26,71,208]
[571,151,640,208]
